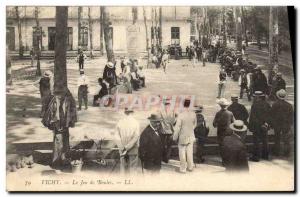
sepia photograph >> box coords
[5,4,295,192]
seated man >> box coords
[131,71,140,91]
[137,66,145,88]
[93,78,108,106]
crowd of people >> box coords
[33,44,293,175]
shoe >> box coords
[175,168,186,174]
[77,108,81,111]
[187,168,193,172]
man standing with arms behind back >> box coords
[115,108,140,175]
[173,99,197,173]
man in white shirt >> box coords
[77,69,89,110]
[115,108,140,174]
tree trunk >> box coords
[34,7,41,76]
[241,6,248,47]
[102,7,115,62]
[100,6,104,56]
[88,7,94,58]
[54,6,68,94]
[235,7,243,51]
[143,7,150,68]
[78,6,82,50]
[268,7,279,80]
[159,6,162,47]
[15,6,23,57]
[222,7,227,47]
[132,7,138,25]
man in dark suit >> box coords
[139,114,163,174]
[248,91,271,161]
[221,120,249,172]
[213,98,235,145]
[252,67,268,95]
[227,95,249,126]
[270,89,294,157]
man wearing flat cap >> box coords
[194,105,209,163]
[139,114,163,174]
[270,89,294,157]
[248,91,271,162]
[115,108,140,174]
[227,95,249,127]
[221,120,249,172]
[213,98,235,146]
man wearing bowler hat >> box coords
[115,108,140,174]
[270,89,294,157]
[221,120,249,172]
[248,91,271,162]
[139,114,163,174]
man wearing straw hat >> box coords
[213,98,235,146]
[248,91,271,162]
[270,89,294,157]
[139,114,163,174]
[115,108,140,174]
[221,120,249,172]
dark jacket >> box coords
[273,78,286,93]
[227,102,249,125]
[213,109,234,129]
[270,99,293,129]
[103,65,117,87]
[42,90,77,130]
[248,99,271,132]
[221,134,249,172]
[252,72,268,94]
[139,125,163,171]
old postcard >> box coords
[6,5,295,191]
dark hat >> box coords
[124,107,134,113]
[253,91,265,97]
[276,89,287,100]
[147,114,162,121]
[162,98,171,105]
[229,120,247,132]
[193,105,203,113]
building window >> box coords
[171,27,180,45]
[6,27,15,51]
[32,27,43,50]
[79,26,88,48]
[48,27,73,50]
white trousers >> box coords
[178,143,194,172]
